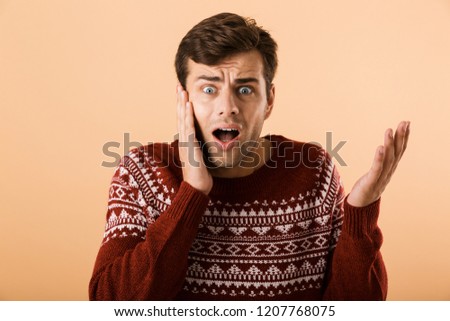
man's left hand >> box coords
[346,121,411,207]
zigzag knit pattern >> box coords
[90,135,386,300]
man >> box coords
[89,12,410,300]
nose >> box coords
[217,88,239,117]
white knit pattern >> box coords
[102,143,345,297]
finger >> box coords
[176,89,182,136]
[366,145,385,185]
[393,121,407,158]
[380,128,395,180]
[390,121,410,173]
[178,90,187,141]
[184,101,203,168]
[176,85,183,133]
[402,121,410,155]
[185,101,197,141]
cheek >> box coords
[191,102,208,119]
[189,92,209,113]
[245,106,266,123]
[191,103,211,132]
[243,110,266,135]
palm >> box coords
[177,85,213,195]
[347,121,410,207]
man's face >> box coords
[185,50,275,173]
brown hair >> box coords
[175,12,278,99]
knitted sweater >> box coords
[89,135,387,300]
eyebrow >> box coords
[195,75,259,84]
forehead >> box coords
[187,50,265,80]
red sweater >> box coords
[89,135,387,300]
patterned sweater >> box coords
[89,135,387,300]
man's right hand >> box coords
[177,84,213,195]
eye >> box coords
[202,86,216,94]
[238,86,252,95]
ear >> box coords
[264,83,275,120]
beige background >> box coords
[1,0,449,300]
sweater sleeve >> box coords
[322,174,388,300]
[89,157,210,300]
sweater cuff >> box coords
[165,181,210,228]
[342,196,381,239]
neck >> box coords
[209,138,271,178]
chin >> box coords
[204,152,242,169]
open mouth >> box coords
[212,128,240,143]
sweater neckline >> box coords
[170,134,287,196]
[209,134,282,196]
